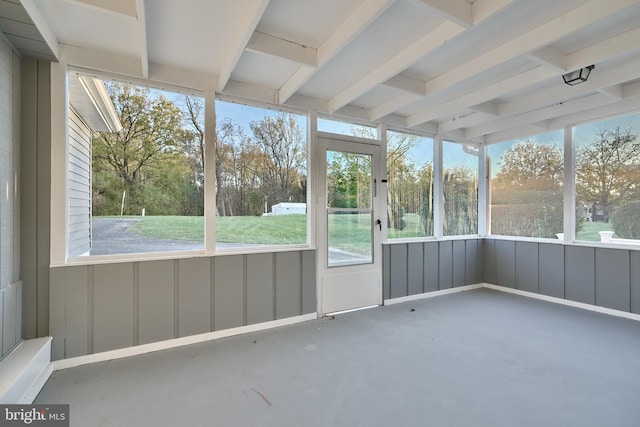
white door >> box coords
[318,136,384,315]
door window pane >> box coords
[443,141,479,236]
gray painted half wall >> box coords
[49,251,316,360]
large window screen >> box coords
[488,131,564,238]
[386,130,434,239]
[443,141,478,236]
[215,100,308,249]
[68,72,205,257]
[575,113,640,243]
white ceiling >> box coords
[2,0,640,143]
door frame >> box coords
[316,134,385,315]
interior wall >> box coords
[382,239,483,300]
[0,36,22,358]
[483,239,640,314]
[20,58,51,340]
[49,251,316,360]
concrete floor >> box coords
[36,289,640,427]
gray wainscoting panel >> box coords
[276,252,302,319]
[246,253,274,325]
[138,260,175,345]
[538,243,564,298]
[595,248,630,311]
[424,242,439,292]
[438,240,453,289]
[465,239,478,285]
[48,268,66,360]
[565,246,595,305]
[178,258,211,337]
[483,239,496,284]
[407,243,423,295]
[495,240,516,288]
[92,263,134,353]
[631,251,640,314]
[382,245,391,300]
[515,241,538,293]
[390,244,408,298]
[2,284,16,357]
[301,251,316,314]
[452,241,466,287]
[64,266,89,358]
[214,255,244,331]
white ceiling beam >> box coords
[382,74,427,95]
[566,27,640,72]
[217,0,270,91]
[527,46,566,73]
[61,43,144,79]
[407,0,638,127]
[472,0,515,24]
[411,0,473,28]
[485,124,551,145]
[278,0,395,103]
[438,112,494,133]
[406,66,556,127]
[599,85,624,100]
[246,31,317,67]
[466,93,612,138]
[148,63,218,92]
[328,20,465,112]
[20,0,60,59]
[371,93,423,120]
[135,0,148,79]
[62,0,137,17]
[470,101,499,116]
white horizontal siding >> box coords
[68,109,92,257]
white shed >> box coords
[271,203,306,215]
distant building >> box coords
[271,203,306,215]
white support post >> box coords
[204,89,217,254]
[563,125,575,243]
[308,110,318,249]
[477,143,488,237]
[433,135,444,239]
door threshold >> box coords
[325,304,379,317]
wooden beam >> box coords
[528,46,566,73]
[470,101,499,116]
[382,74,426,95]
[411,0,473,28]
[20,0,60,59]
[63,0,137,17]
[217,0,270,91]
[278,0,394,103]
[246,31,317,67]
[371,93,422,120]
[566,27,640,72]
[135,0,148,79]
[599,85,624,100]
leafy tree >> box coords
[576,126,640,222]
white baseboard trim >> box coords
[484,284,640,322]
[52,313,318,371]
[0,337,52,404]
[384,284,484,306]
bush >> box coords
[612,201,640,239]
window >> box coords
[386,130,434,239]
[317,117,377,139]
[488,131,564,238]
[574,113,640,243]
[67,71,204,257]
[442,141,478,236]
[215,100,308,249]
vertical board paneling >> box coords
[515,242,538,293]
[407,243,423,295]
[390,244,408,298]
[495,240,516,288]
[595,248,630,311]
[138,260,175,344]
[424,242,439,292]
[538,243,564,298]
[12,50,20,287]
[275,252,301,319]
[0,292,3,356]
[483,239,496,284]
[92,264,134,353]
[178,258,211,337]
[301,251,316,314]
[452,241,466,287]
[48,268,66,360]
[2,285,16,356]
[565,246,595,305]
[0,37,13,295]
[214,255,244,330]
[465,239,478,285]
[631,251,640,314]
[65,266,89,358]
[438,241,453,289]
[246,253,274,325]
[383,245,390,300]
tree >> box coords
[93,83,186,215]
[491,140,564,238]
[576,126,640,222]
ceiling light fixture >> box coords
[562,65,595,86]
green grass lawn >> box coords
[576,221,613,241]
